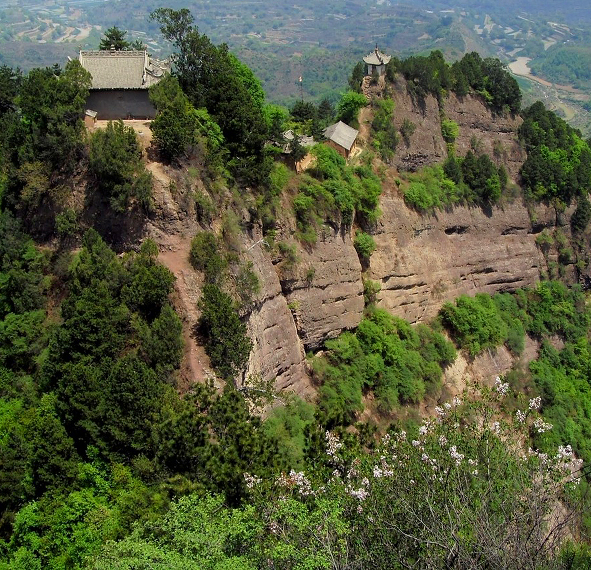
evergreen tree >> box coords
[348,61,365,92]
[99,27,129,51]
[197,284,252,380]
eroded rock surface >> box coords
[381,77,525,180]
[278,228,365,351]
[243,237,312,396]
[371,191,553,323]
[141,83,571,398]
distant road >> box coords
[508,56,588,98]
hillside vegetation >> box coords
[0,10,590,567]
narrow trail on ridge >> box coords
[140,142,217,392]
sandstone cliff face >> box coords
[242,235,313,396]
[277,229,365,351]
[444,92,526,181]
[370,190,554,324]
[142,81,572,397]
[376,77,526,180]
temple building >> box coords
[79,50,170,120]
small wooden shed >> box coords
[322,121,359,159]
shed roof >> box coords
[363,46,392,66]
[323,121,358,151]
[79,50,170,90]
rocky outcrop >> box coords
[370,190,554,323]
[278,228,365,351]
[243,237,313,396]
[445,92,526,180]
[387,79,448,172]
[376,76,526,181]
[141,79,574,399]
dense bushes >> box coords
[336,90,367,125]
[149,74,225,173]
[0,224,284,565]
[387,50,521,113]
[440,293,526,357]
[190,231,227,283]
[530,339,591,465]
[519,101,591,205]
[88,120,153,212]
[0,61,90,222]
[440,283,588,358]
[197,284,252,380]
[402,165,459,211]
[518,281,588,341]
[459,150,504,203]
[294,145,382,240]
[151,8,271,185]
[440,282,591,472]
[440,118,459,143]
[402,152,507,212]
[370,99,398,161]
[94,393,587,569]
[313,308,456,426]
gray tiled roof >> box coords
[283,129,316,152]
[323,121,358,151]
[363,47,392,66]
[79,50,170,90]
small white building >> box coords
[363,45,392,76]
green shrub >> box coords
[441,119,459,143]
[403,166,459,212]
[354,232,376,262]
[404,182,435,211]
[269,162,291,196]
[190,232,227,283]
[55,209,78,237]
[88,120,152,212]
[371,99,398,161]
[234,261,260,307]
[363,278,381,306]
[294,147,382,238]
[336,90,368,125]
[535,230,554,252]
[314,308,456,425]
[197,283,252,380]
[519,102,591,205]
[194,192,215,225]
[278,242,299,268]
[440,294,507,356]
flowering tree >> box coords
[94,384,587,569]
[249,386,584,569]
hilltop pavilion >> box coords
[363,45,391,76]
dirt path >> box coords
[158,239,217,391]
[508,57,588,97]
[114,119,217,390]
[357,102,372,144]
